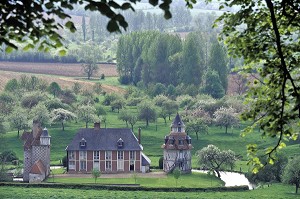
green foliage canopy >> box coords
[215,0,300,171]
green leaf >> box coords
[58,49,67,56]
[5,46,14,53]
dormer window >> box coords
[117,138,124,148]
[169,137,175,145]
[80,138,86,148]
[186,136,191,144]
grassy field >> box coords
[0,184,297,199]
[46,172,224,188]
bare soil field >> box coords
[0,71,125,94]
[0,61,118,77]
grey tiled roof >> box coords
[66,128,142,151]
[141,152,151,166]
[171,113,185,128]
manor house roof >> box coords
[66,128,142,151]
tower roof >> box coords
[41,127,50,137]
[171,113,185,128]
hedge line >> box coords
[0,182,249,192]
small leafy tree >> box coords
[93,82,102,95]
[118,110,131,127]
[173,168,181,187]
[186,119,208,140]
[91,169,101,184]
[196,145,236,178]
[128,114,137,131]
[137,101,157,127]
[72,82,82,94]
[132,171,138,184]
[82,60,98,80]
[48,82,61,97]
[213,106,239,134]
[77,105,96,128]
[51,108,77,131]
[30,103,50,126]
[95,104,106,118]
[283,156,300,194]
[9,107,28,137]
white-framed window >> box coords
[93,161,99,171]
[80,161,86,170]
[94,151,100,160]
[69,161,75,170]
[130,151,135,160]
[79,151,86,160]
[117,151,124,171]
[69,151,75,160]
[105,151,112,160]
[105,161,112,171]
[117,151,123,160]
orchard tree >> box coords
[213,107,239,134]
[29,104,50,126]
[51,108,77,131]
[48,82,61,97]
[196,145,236,178]
[128,114,137,132]
[283,156,300,194]
[118,110,131,127]
[4,79,19,93]
[137,101,157,127]
[77,105,96,128]
[9,107,28,137]
[95,104,107,118]
[186,119,208,140]
[72,82,82,95]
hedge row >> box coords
[0,182,249,192]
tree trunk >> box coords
[225,126,228,134]
[146,119,149,127]
[296,182,299,194]
[131,124,134,131]
[215,169,221,178]
[62,122,65,131]
[196,132,199,140]
[86,122,88,128]
[17,129,20,138]
[126,121,128,127]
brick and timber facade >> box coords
[66,123,150,173]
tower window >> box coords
[178,127,181,132]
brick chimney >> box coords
[94,122,100,130]
[138,128,141,144]
[32,120,41,139]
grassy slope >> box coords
[0,184,297,199]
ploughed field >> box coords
[0,61,118,77]
[0,62,125,94]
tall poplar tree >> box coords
[208,39,228,92]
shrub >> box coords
[0,150,18,162]
[62,156,68,167]
[100,74,105,80]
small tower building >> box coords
[162,113,192,173]
[21,121,51,182]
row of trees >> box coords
[116,31,229,98]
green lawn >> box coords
[47,172,223,188]
[0,184,297,199]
